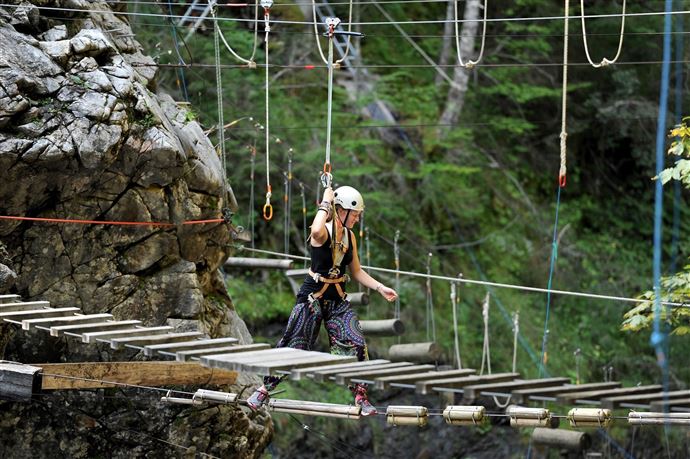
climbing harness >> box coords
[580,0,626,68]
[424,253,437,343]
[454,0,488,68]
[450,279,462,369]
[262,0,274,221]
[210,0,260,67]
[479,292,491,376]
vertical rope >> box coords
[249,142,256,249]
[670,2,684,274]
[262,2,273,220]
[651,0,674,413]
[212,5,227,207]
[559,0,569,187]
[393,230,401,320]
[450,280,462,369]
[425,253,437,342]
[580,0,626,68]
[300,183,307,268]
[453,0,488,68]
[512,311,519,373]
[574,347,582,385]
[480,292,491,375]
[284,149,293,254]
[322,19,337,188]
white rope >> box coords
[559,0,569,183]
[263,1,273,219]
[580,0,626,68]
[512,311,519,373]
[323,18,337,186]
[453,0,488,68]
[450,281,462,369]
[425,253,437,342]
[394,229,401,319]
[312,0,328,64]
[210,0,259,66]
[238,246,690,309]
[479,292,492,375]
[311,0,355,65]
[212,2,228,207]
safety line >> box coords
[3,3,689,27]
[236,246,690,309]
[0,216,224,226]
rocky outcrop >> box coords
[0,0,270,456]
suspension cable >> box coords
[580,0,626,68]
[454,0,488,68]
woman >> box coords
[247,185,398,416]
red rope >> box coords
[0,216,224,227]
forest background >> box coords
[129,0,687,455]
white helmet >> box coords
[334,186,365,212]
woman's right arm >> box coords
[310,187,334,246]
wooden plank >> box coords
[556,385,663,405]
[418,372,520,395]
[335,364,433,386]
[143,337,239,356]
[374,368,477,390]
[242,353,357,375]
[312,362,413,383]
[0,307,81,323]
[38,362,237,390]
[81,326,173,344]
[110,332,205,350]
[0,361,42,402]
[201,348,304,369]
[512,382,621,404]
[462,377,571,401]
[290,359,391,381]
[23,313,114,331]
[0,301,51,312]
[0,294,21,303]
[603,390,690,409]
[650,397,690,412]
[50,320,142,337]
[173,343,270,361]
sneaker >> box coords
[352,384,378,417]
[247,386,270,411]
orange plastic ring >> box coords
[263,203,273,221]
[558,174,567,188]
[323,162,332,174]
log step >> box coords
[0,301,51,313]
[81,326,173,344]
[556,385,663,405]
[143,337,239,357]
[462,377,571,402]
[375,368,477,390]
[110,332,205,350]
[417,372,520,395]
[335,364,432,386]
[50,320,142,337]
[290,359,392,381]
[23,313,114,331]
[0,307,81,323]
[602,390,690,409]
[511,382,622,404]
[0,294,21,304]
[174,343,271,362]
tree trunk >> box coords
[435,0,456,87]
[438,0,482,134]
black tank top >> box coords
[297,228,354,302]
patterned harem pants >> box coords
[263,298,368,389]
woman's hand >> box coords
[376,284,398,302]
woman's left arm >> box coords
[350,232,398,302]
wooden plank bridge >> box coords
[2,294,689,413]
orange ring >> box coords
[263,203,273,221]
[323,162,332,174]
[558,174,567,188]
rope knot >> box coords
[246,61,257,69]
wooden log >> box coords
[416,372,520,395]
[359,319,404,337]
[143,337,240,357]
[201,348,303,370]
[225,257,293,270]
[557,385,663,405]
[174,343,271,362]
[650,397,690,412]
[241,353,357,375]
[50,320,142,337]
[462,377,571,402]
[290,359,392,381]
[23,313,114,331]
[80,326,173,344]
[0,294,21,304]
[375,368,477,390]
[0,361,42,402]
[0,307,80,323]
[512,382,621,404]
[38,362,237,390]
[335,364,433,385]
[0,301,51,312]
[109,332,205,350]
[389,342,442,363]
[532,428,591,451]
[601,390,690,410]
[268,398,361,419]
[347,292,369,306]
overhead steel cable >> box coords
[2,3,689,27]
